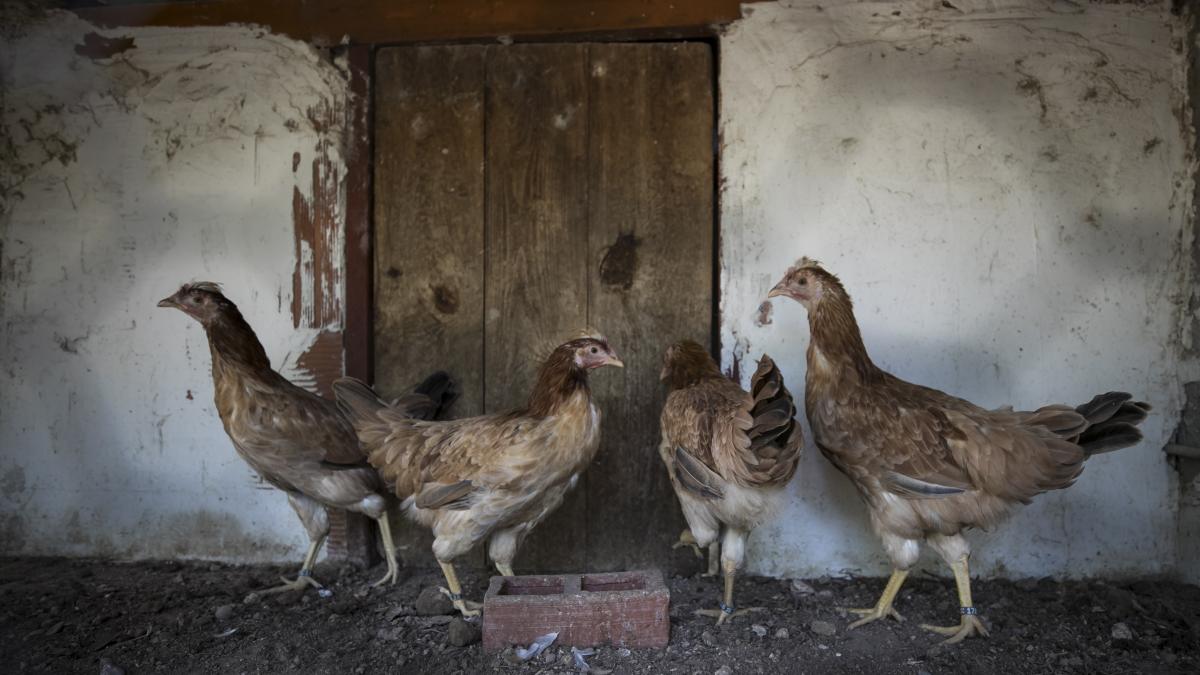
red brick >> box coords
[481,570,670,651]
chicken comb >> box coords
[182,280,225,295]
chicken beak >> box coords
[157,296,179,309]
[767,281,788,299]
[605,355,625,368]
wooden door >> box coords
[373,42,713,572]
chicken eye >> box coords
[589,346,599,354]
[191,295,202,304]
[798,277,808,286]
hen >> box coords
[332,333,623,616]
[769,259,1149,643]
[158,282,452,593]
[659,340,803,624]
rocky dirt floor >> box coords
[2,556,1198,674]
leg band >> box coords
[960,606,978,615]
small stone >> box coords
[99,658,125,675]
[617,648,631,658]
[1111,622,1133,641]
[385,605,413,621]
[790,579,815,595]
[810,620,837,637]
[816,590,834,599]
[415,587,454,616]
[214,604,235,621]
[701,630,718,647]
[1059,656,1084,668]
[774,628,790,639]
[376,626,403,641]
[446,617,481,647]
[750,624,768,637]
[714,667,733,675]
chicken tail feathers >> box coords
[333,377,388,428]
[1074,393,1151,457]
[410,370,457,420]
[746,354,803,485]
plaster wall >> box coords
[0,14,349,562]
[720,0,1193,579]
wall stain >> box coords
[431,284,459,315]
[599,232,640,290]
[73,33,135,60]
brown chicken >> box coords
[768,258,1150,643]
[158,282,452,594]
[659,341,803,624]
[332,333,623,616]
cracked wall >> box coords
[0,13,349,561]
[721,0,1191,579]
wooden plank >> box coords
[585,43,714,571]
[373,45,487,568]
[343,45,373,386]
[327,45,375,566]
[485,44,591,572]
[70,0,748,47]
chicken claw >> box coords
[842,568,909,630]
[439,587,482,617]
[694,605,765,626]
[921,614,989,644]
[843,605,905,628]
[245,572,323,602]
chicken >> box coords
[768,259,1150,643]
[659,340,803,625]
[332,333,623,617]
[158,282,453,594]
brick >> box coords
[481,569,670,651]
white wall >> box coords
[2,2,1195,579]
[0,14,348,561]
[720,0,1193,579]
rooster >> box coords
[158,282,452,593]
[332,333,623,617]
[768,259,1149,643]
[659,340,802,624]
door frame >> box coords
[337,31,724,564]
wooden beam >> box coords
[326,44,378,567]
[69,0,747,46]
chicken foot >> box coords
[371,515,400,587]
[843,568,908,628]
[249,536,326,599]
[694,561,764,626]
[920,557,989,644]
[672,530,720,577]
[495,563,515,577]
[438,561,482,617]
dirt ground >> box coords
[2,555,1198,675]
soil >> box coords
[2,555,1198,674]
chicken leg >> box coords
[438,561,482,617]
[250,535,326,598]
[694,528,762,625]
[372,515,400,587]
[843,568,908,628]
[495,563,515,577]
[920,556,989,644]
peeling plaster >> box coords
[0,12,350,562]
